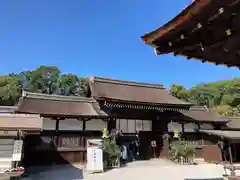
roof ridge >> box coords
[90,75,166,90]
[22,91,96,103]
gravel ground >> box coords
[22,159,226,180]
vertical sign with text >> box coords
[86,139,103,173]
[12,140,23,161]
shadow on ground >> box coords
[22,164,84,180]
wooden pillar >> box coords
[55,118,59,131]
[160,133,170,158]
[181,123,185,133]
[218,140,224,162]
[229,143,233,164]
[54,117,60,148]
[197,123,200,130]
[82,118,86,131]
[233,143,237,162]
[107,117,116,133]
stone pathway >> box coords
[22,159,226,180]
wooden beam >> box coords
[229,144,233,164]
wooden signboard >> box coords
[151,140,157,147]
[87,139,103,173]
[12,140,23,161]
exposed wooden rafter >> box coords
[154,4,240,54]
[142,0,240,67]
[103,101,188,112]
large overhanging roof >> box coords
[89,76,192,111]
[141,0,240,68]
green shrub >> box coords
[169,139,195,161]
[102,128,120,168]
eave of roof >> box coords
[182,110,228,123]
[141,0,210,44]
[0,113,43,130]
[200,129,240,140]
[16,91,108,117]
[224,116,240,129]
[141,0,240,68]
[180,106,229,123]
[0,106,17,113]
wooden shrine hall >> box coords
[141,0,240,68]
[4,76,230,166]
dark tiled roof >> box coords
[89,76,191,107]
[181,106,228,123]
[16,91,108,117]
[200,130,240,140]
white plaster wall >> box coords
[168,122,182,132]
[43,118,56,130]
[142,120,152,131]
[184,123,198,132]
[59,119,83,131]
[85,119,106,131]
[200,123,214,130]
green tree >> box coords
[19,66,60,94]
[188,86,219,108]
[57,74,80,96]
[0,74,21,106]
[170,84,189,101]
[78,78,90,97]
[1,65,240,118]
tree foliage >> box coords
[0,66,90,106]
[170,78,240,116]
[0,74,22,106]
[0,66,239,116]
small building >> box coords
[200,116,240,164]
[0,106,42,171]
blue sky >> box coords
[0,0,239,89]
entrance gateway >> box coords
[13,76,227,166]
